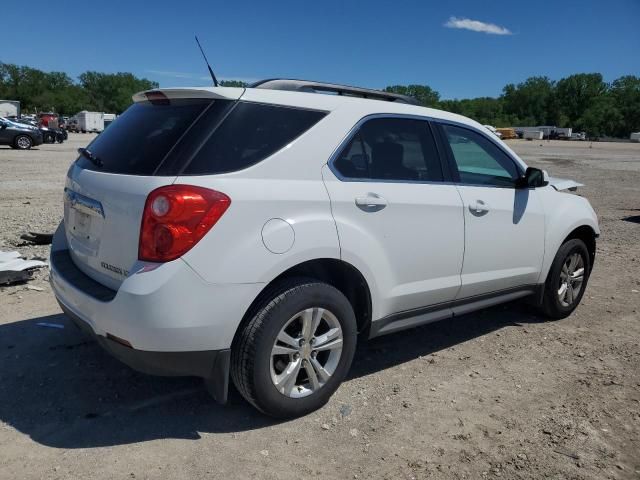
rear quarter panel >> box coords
[176,107,356,285]
[178,176,341,284]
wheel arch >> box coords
[562,224,597,267]
[233,258,373,346]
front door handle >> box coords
[470,199,490,216]
[355,194,387,212]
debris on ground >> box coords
[0,250,48,285]
[19,232,54,245]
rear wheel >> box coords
[541,238,591,319]
[231,279,357,418]
[14,135,33,150]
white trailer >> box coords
[523,129,544,140]
[0,100,20,118]
[555,127,573,139]
[76,111,104,133]
[103,113,117,129]
[630,132,640,143]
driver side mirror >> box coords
[516,167,548,189]
[0,122,6,130]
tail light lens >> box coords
[139,185,230,262]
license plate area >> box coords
[64,188,104,256]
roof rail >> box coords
[250,79,421,106]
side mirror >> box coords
[516,167,548,189]
[0,123,6,129]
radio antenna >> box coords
[195,35,219,87]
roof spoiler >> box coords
[250,79,421,106]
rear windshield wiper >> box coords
[77,147,103,168]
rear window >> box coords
[77,99,228,175]
[180,102,327,175]
[76,99,326,176]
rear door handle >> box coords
[355,194,387,211]
[470,199,489,216]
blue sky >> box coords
[2,0,639,99]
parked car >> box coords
[50,80,599,418]
[67,118,80,133]
[570,132,587,141]
[0,117,43,149]
[11,118,63,144]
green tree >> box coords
[580,95,623,138]
[79,71,158,113]
[610,75,640,137]
[501,76,556,125]
[220,80,248,87]
[384,85,440,107]
[554,73,608,128]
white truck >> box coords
[523,129,544,140]
[76,111,104,133]
[0,100,20,118]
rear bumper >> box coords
[50,222,263,353]
[49,220,263,368]
[58,299,230,402]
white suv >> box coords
[50,79,599,417]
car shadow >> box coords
[0,303,543,448]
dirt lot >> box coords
[1,135,639,480]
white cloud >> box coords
[444,16,512,35]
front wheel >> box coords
[231,279,357,418]
[541,238,591,319]
[14,135,33,150]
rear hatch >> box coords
[64,87,244,290]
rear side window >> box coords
[182,102,327,175]
[78,99,226,175]
[333,117,443,182]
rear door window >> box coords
[78,99,226,175]
[333,117,443,182]
[181,102,327,175]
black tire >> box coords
[231,278,357,418]
[541,238,591,319]
[14,135,33,150]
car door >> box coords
[0,120,12,144]
[436,123,545,298]
[322,116,464,323]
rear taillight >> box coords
[139,185,230,262]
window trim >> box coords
[327,113,525,186]
[433,121,525,188]
[327,113,448,185]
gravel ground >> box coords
[0,135,639,480]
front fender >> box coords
[538,187,599,282]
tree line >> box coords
[0,63,158,116]
[385,74,639,138]
[1,62,638,137]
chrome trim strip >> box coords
[64,188,105,218]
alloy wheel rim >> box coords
[17,137,30,148]
[558,252,585,307]
[270,307,343,398]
